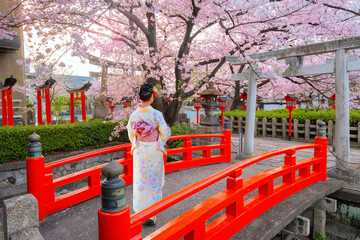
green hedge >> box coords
[0,120,197,164]
[0,119,121,164]
[222,108,360,127]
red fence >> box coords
[26,130,231,220]
[99,135,327,240]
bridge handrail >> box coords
[26,130,231,220]
[130,143,321,227]
[45,143,132,170]
[44,134,225,170]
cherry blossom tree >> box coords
[1,0,360,124]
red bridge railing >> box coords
[26,129,231,220]
[99,133,327,240]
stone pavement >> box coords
[38,135,360,240]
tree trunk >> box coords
[231,80,240,110]
[151,97,180,126]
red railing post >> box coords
[283,149,296,184]
[226,169,244,217]
[183,137,192,161]
[26,133,47,220]
[314,121,327,181]
[98,161,130,240]
[222,119,232,162]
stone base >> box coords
[9,227,44,240]
[194,125,222,156]
[235,152,255,161]
[4,194,39,239]
[196,124,222,134]
[92,96,108,119]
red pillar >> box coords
[45,89,51,125]
[37,90,43,125]
[70,93,75,123]
[1,90,7,126]
[288,108,294,138]
[6,88,13,126]
[196,108,200,124]
[81,91,86,122]
[110,106,115,120]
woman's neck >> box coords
[140,102,152,108]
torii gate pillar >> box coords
[334,49,350,170]
[240,70,257,158]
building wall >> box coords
[0,1,27,125]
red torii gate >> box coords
[34,78,56,125]
[66,82,92,123]
[1,76,17,126]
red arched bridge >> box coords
[26,126,342,239]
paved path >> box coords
[39,135,360,240]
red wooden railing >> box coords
[99,134,327,240]
[26,130,231,220]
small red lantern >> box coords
[121,97,133,117]
[192,98,204,124]
[217,96,232,128]
[282,94,297,140]
[239,91,247,110]
[328,94,335,109]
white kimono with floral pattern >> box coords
[127,106,171,212]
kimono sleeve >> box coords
[126,114,135,144]
[157,111,171,144]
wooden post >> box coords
[230,116,234,133]
[335,48,350,170]
[328,120,333,145]
[282,118,287,139]
[272,118,276,138]
[358,122,360,147]
[316,120,320,137]
[237,117,241,134]
[262,118,267,137]
[305,119,310,141]
[254,117,258,136]
[294,119,299,140]
[239,117,243,133]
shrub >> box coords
[222,108,360,126]
[168,123,196,148]
[0,119,121,164]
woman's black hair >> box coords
[139,83,154,101]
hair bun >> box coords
[139,83,154,101]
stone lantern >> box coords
[196,83,223,136]
[198,82,223,127]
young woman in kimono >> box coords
[127,83,171,225]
